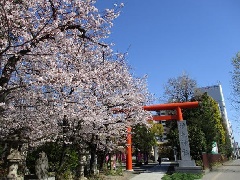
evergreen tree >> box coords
[184,93,228,154]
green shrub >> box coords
[195,160,203,167]
[162,172,203,180]
[26,142,78,175]
[101,163,123,176]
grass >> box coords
[162,172,203,180]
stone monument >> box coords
[177,120,196,166]
[175,120,202,173]
[35,151,49,180]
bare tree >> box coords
[231,52,240,109]
[163,73,198,102]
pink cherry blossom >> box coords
[0,0,152,149]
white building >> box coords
[152,111,169,162]
[197,84,236,156]
[155,110,170,143]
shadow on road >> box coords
[132,162,175,175]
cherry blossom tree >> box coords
[0,1,152,177]
[0,0,122,142]
[0,0,122,104]
[56,57,152,175]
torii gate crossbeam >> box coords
[143,101,199,121]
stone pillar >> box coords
[154,146,158,162]
[76,149,88,180]
[20,143,29,175]
[94,155,99,175]
[177,120,196,167]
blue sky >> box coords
[96,0,240,142]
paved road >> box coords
[130,162,172,180]
[202,159,240,180]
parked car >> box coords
[161,158,169,162]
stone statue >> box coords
[35,151,49,180]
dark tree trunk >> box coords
[144,152,149,165]
[108,153,112,170]
[89,144,97,175]
[97,151,105,171]
[55,143,67,180]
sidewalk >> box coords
[201,160,240,180]
[130,162,170,180]
[130,170,165,180]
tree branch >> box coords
[0,49,30,88]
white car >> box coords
[161,158,169,162]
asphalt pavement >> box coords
[201,159,240,180]
[130,162,172,180]
[130,160,240,180]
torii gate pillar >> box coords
[126,127,132,171]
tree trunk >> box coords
[97,151,105,171]
[55,143,67,180]
[135,151,138,163]
[144,152,148,165]
[108,153,112,170]
[89,144,97,175]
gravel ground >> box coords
[99,171,138,180]
[99,162,160,180]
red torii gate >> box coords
[126,101,199,171]
[144,101,199,121]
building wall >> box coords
[156,110,169,143]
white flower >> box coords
[0,102,5,107]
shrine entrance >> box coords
[126,101,201,172]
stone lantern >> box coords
[7,148,22,180]
[4,133,27,180]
